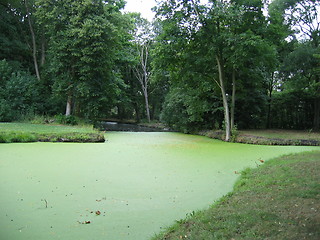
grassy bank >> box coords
[202,129,320,146]
[152,151,320,240]
[0,123,105,143]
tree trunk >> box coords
[231,68,236,130]
[143,86,151,122]
[216,56,231,141]
[65,93,72,116]
[134,43,151,123]
[134,103,140,123]
[266,72,275,129]
[313,97,320,131]
[266,97,272,128]
[24,0,40,80]
[74,99,80,117]
[41,33,46,66]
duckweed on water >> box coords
[0,132,318,240]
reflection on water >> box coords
[97,121,170,132]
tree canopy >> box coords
[0,0,319,135]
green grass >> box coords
[0,123,105,143]
[236,130,320,146]
[0,122,97,133]
[240,129,320,141]
[202,129,320,145]
[152,151,320,240]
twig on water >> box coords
[41,199,48,208]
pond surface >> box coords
[0,132,318,240]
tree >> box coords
[0,0,32,69]
[35,0,125,117]
[24,0,40,80]
[155,0,274,139]
[272,0,320,130]
[0,60,42,121]
[153,0,221,132]
[131,14,154,122]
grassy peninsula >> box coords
[0,123,105,143]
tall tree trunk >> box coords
[266,72,275,129]
[41,33,46,66]
[65,67,76,116]
[24,0,40,80]
[231,68,236,130]
[74,98,81,117]
[134,102,140,123]
[266,97,272,129]
[314,97,320,131]
[216,56,231,141]
[143,87,151,122]
[134,43,151,123]
[142,45,151,123]
[65,93,72,116]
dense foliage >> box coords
[0,0,319,136]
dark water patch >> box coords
[97,121,171,132]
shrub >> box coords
[0,131,104,143]
[55,114,78,125]
[30,115,50,124]
[160,87,220,133]
[0,132,37,143]
[0,134,7,143]
[231,125,238,142]
[0,99,15,122]
[11,133,37,142]
[0,66,42,121]
[0,59,13,83]
[160,90,190,133]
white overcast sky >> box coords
[123,0,157,21]
[123,0,209,21]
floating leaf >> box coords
[77,220,91,224]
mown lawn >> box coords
[240,129,320,141]
[152,151,320,240]
[203,129,320,146]
[236,130,320,146]
[0,123,104,143]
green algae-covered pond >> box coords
[0,132,318,240]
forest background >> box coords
[0,0,319,141]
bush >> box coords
[29,115,52,124]
[55,114,78,125]
[0,131,104,143]
[0,132,37,143]
[0,99,15,122]
[0,63,42,122]
[0,59,13,84]
[160,88,218,133]
[160,90,190,133]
